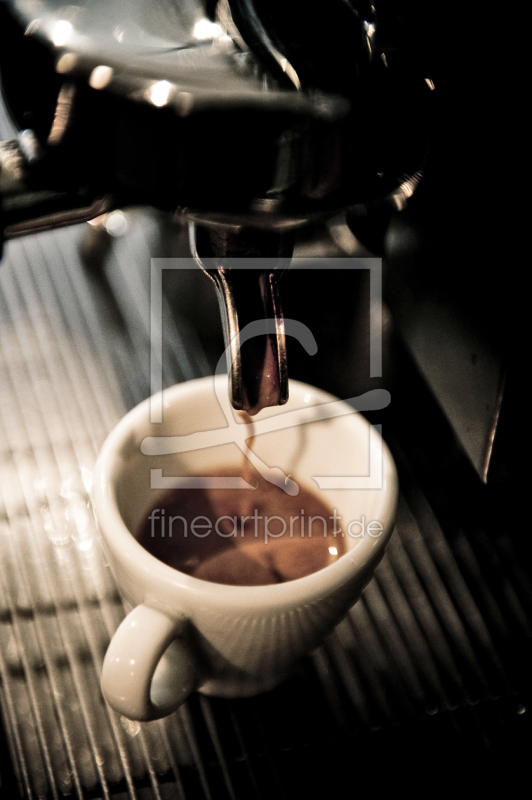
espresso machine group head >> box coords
[0,0,432,412]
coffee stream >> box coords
[238,409,257,518]
[138,411,345,585]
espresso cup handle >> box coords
[101,604,196,720]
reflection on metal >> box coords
[192,18,224,41]
[146,79,172,108]
[88,65,113,90]
[3,195,112,239]
[391,170,423,211]
[395,296,506,483]
[55,52,78,74]
[104,210,129,237]
[0,139,24,192]
[47,82,76,145]
[50,19,73,47]
[220,0,301,89]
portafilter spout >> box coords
[190,222,294,415]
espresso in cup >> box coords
[137,465,346,586]
[94,376,398,720]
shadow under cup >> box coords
[94,375,398,716]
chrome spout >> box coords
[190,222,293,414]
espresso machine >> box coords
[0,0,435,411]
[0,2,526,798]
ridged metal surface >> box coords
[0,205,530,798]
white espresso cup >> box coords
[92,375,398,720]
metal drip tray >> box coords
[0,205,530,799]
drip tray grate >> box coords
[0,217,529,798]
